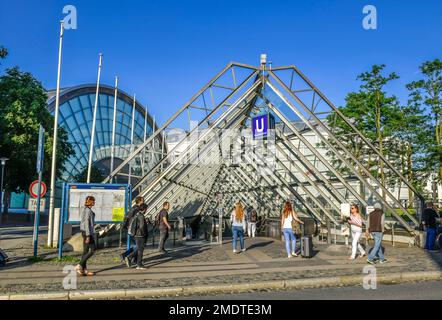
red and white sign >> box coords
[29,180,47,199]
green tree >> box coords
[0,46,8,61]
[325,65,402,197]
[0,67,74,213]
[392,89,431,206]
[406,59,442,180]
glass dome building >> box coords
[46,84,165,183]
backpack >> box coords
[128,214,139,237]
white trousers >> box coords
[351,226,365,258]
[248,222,256,237]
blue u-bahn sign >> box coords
[252,113,275,139]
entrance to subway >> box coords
[103,56,426,247]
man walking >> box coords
[131,203,149,270]
[121,196,144,267]
[366,202,387,264]
[422,202,440,251]
[158,202,172,253]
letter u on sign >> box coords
[255,118,264,133]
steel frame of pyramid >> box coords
[103,61,425,238]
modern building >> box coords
[6,84,164,222]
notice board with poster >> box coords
[63,183,131,224]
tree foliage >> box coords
[0,67,74,194]
[406,59,442,181]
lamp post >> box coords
[0,157,9,220]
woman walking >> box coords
[281,201,304,259]
[347,203,366,260]
[230,202,247,253]
[75,196,96,276]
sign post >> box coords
[32,125,46,257]
[217,192,223,245]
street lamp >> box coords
[0,157,9,217]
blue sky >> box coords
[1,0,441,125]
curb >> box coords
[1,271,441,300]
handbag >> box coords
[291,214,302,236]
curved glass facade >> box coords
[47,84,163,182]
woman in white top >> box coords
[281,201,304,259]
[347,203,366,260]
[230,202,247,253]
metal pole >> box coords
[33,125,45,257]
[47,21,65,247]
[110,76,118,183]
[326,217,331,244]
[128,94,136,186]
[0,162,5,217]
[87,53,103,183]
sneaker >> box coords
[367,259,376,265]
[241,248,246,252]
[379,259,388,264]
[136,266,147,270]
[292,252,298,257]
[124,257,131,268]
[233,249,237,254]
[288,254,292,259]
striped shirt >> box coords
[349,214,363,228]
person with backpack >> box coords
[281,201,304,259]
[130,203,149,269]
[248,208,258,238]
[120,196,144,267]
[422,202,441,251]
[157,202,172,253]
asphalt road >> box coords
[163,281,442,300]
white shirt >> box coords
[230,210,246,229]
[282,213,293,229]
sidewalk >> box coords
[0,235,441,299]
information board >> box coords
[66,184,129,223]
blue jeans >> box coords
[368,232,385,261]
[122,236,137,259]
[232,226,244,250]
[283,228,297,256]
[425,228,436,250]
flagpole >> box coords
[110,76,118,183]
[128,94,136,186]
[47,20,64,247]
[87,53,103,183]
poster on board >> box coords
[67,184,128,223]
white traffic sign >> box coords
[29,180,47,199]
[28,198,46,212]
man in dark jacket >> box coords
[120,196,144,266]
[133,203,149,269]
[366,202,387,264]
[422,202,440,250]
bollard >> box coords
[326,218,331,245]
[392,222,395,247]
[173,222,176,246]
